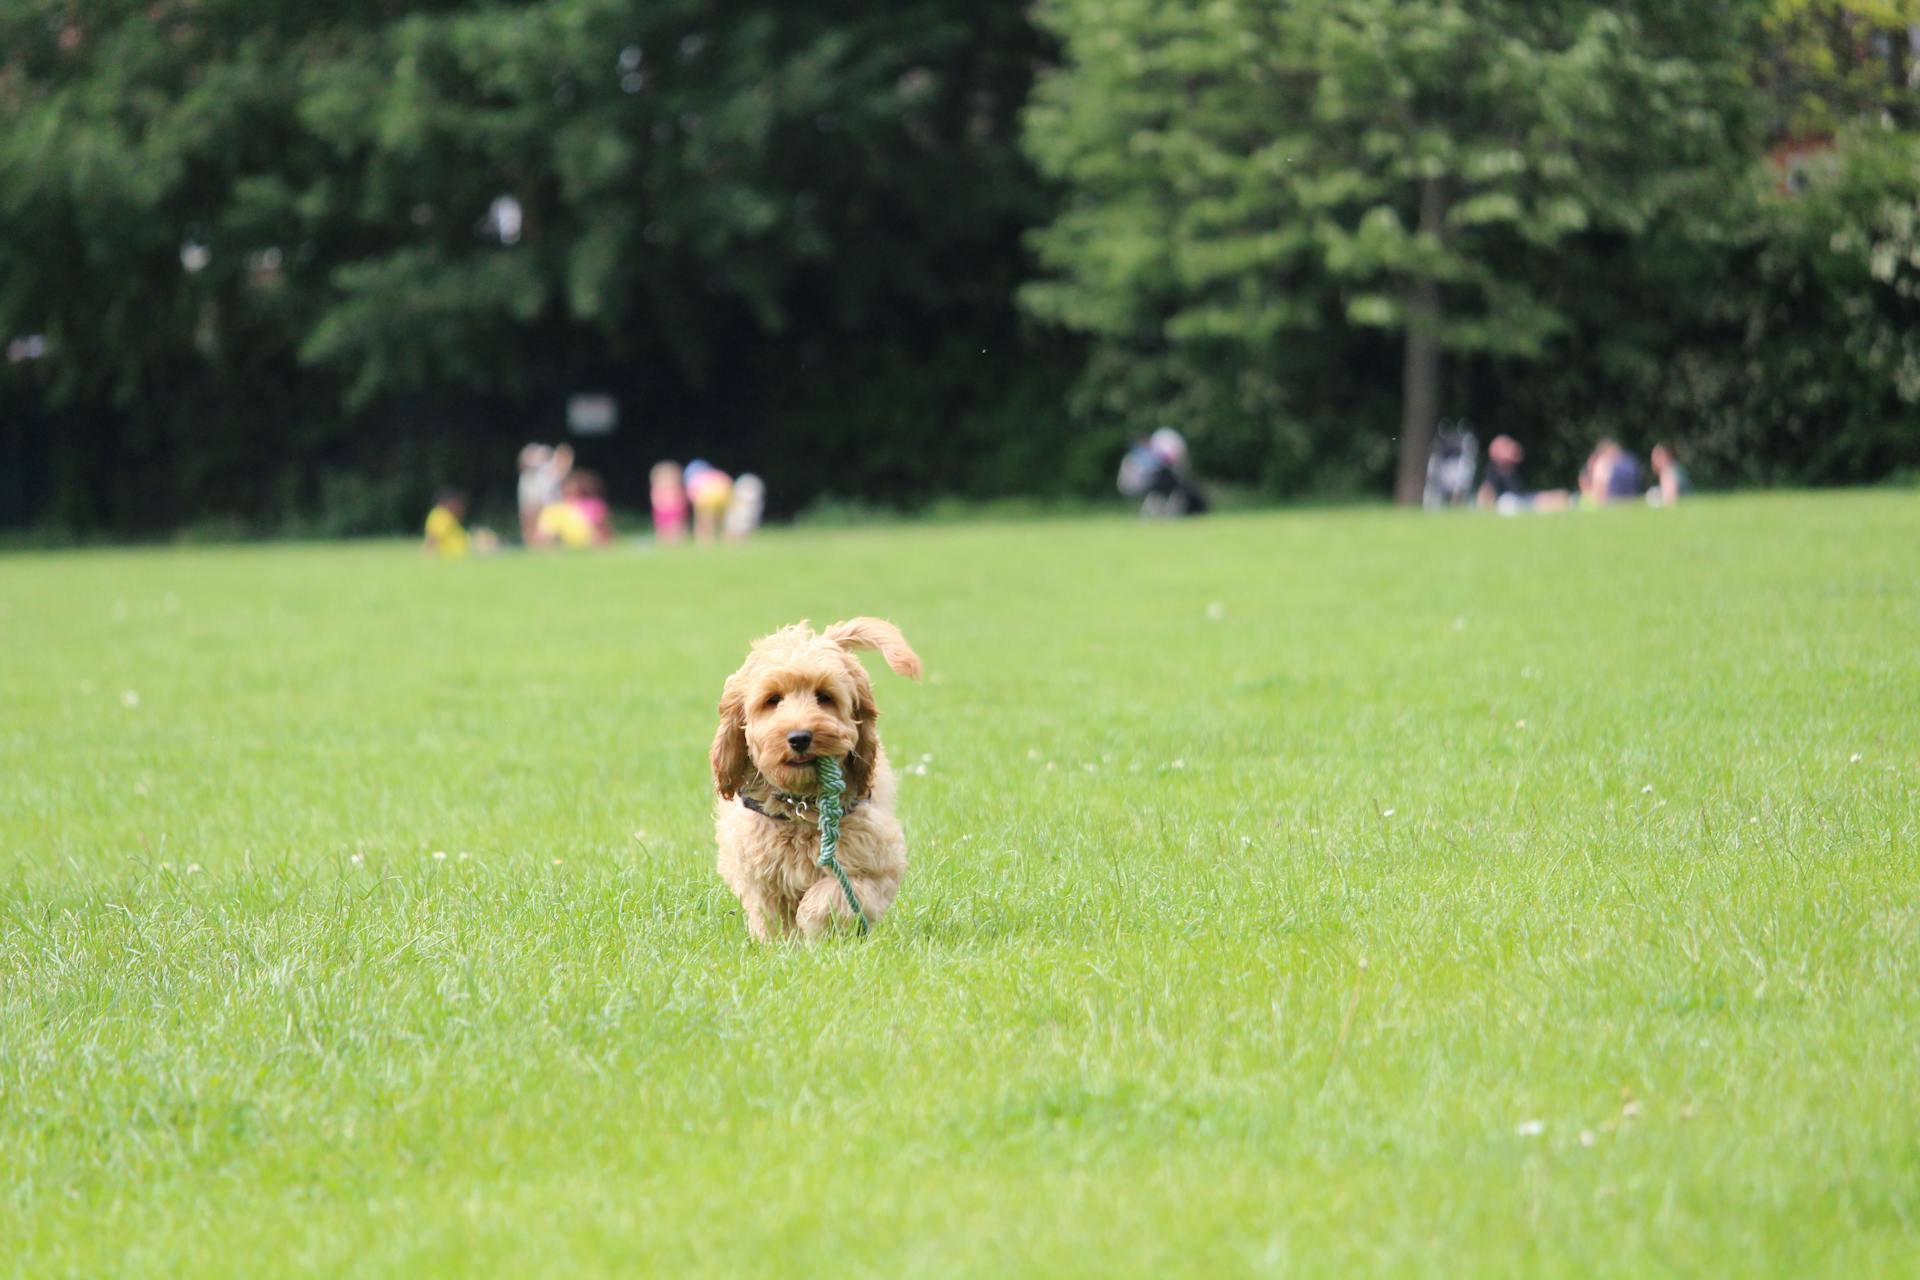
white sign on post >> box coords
[567,393,618,436]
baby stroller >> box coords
[1423,421,1478,510]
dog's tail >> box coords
[824,617,922,679]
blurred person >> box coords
[1116,438,1160,500]
[569,469,614,543]
[1118,427,1208,518]
[517,444,555,543]
[423,489,471,558]
[650,460,689,543]
[1579,438,1642,506]
[535,471,611,548]
[1477,435,1572,513]
[725,473,766,541]
[1647,443,1692,506]
[685,459,734,543]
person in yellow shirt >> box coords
[534,488,595,548]
[423,490,471,558]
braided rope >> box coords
[812,756,870,935]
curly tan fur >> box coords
[710,617,921,939]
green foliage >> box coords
[4,497,1919,1271]
[1464,129,1920,489]
[1756,0,1920,137]
[0,1,1063,533]
[3,1,1919,530]
[1695,131,1920,481]
[1021,0,1758,491]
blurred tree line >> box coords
[2,0,1917,534]
[1024,0,1920,500]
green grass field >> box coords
[3,493,1917,1276]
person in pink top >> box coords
[650,460,688,543]
[564,470,613,544]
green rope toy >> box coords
[812,756,870,936]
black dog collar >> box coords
[740,792,867,823]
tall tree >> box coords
[1756,1,1920,138]
[1022,0,1757,502]
[0,0,1059,533]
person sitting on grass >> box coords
[568,469,614,543]
[1648,443,1692,506]
[423,489,471,558]
[1579,438,1643,506]
[534,471,612,548]
[1476,436,1570,513]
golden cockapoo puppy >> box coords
[710,618,922,939]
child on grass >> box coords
[650,461,688,543]
[424,490,471,558]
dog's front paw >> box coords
[795,877,864,938]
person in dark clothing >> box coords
[1478,435,1571,513]
[1580,438,1642,505]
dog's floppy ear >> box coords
[822,617,922,680]
[840,653,883,803]
[710,675,751,799]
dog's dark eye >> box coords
[815,690,834,709]
[763,693,783,709]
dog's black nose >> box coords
[786,730,813,753]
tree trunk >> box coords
[1393,175,1446,507]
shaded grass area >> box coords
[3,493,1917,1276]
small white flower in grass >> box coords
[920,753,933,764]
[185,863,200,875]
[1205,601,1226,622]
[1027,748,1041,760]
[1515,1120,1545,1137]
[121,690,140,708]
[552,857,564,865]
[1579,1129,1596,1148]
[432,850,447,861]
[1381,808,1396,818]
[1641,784,1654,794]
[458,851,471,862]
[159,862,174,871]
[1621,1099,1642,1119]
[350,853,364,865]
[1170,758,1187,770]
[1849,753,1863,764]
[1045,761,1056,771]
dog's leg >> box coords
[737,886,784,941]
[795,873,900,938]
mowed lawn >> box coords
[2,492,1917,1277]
